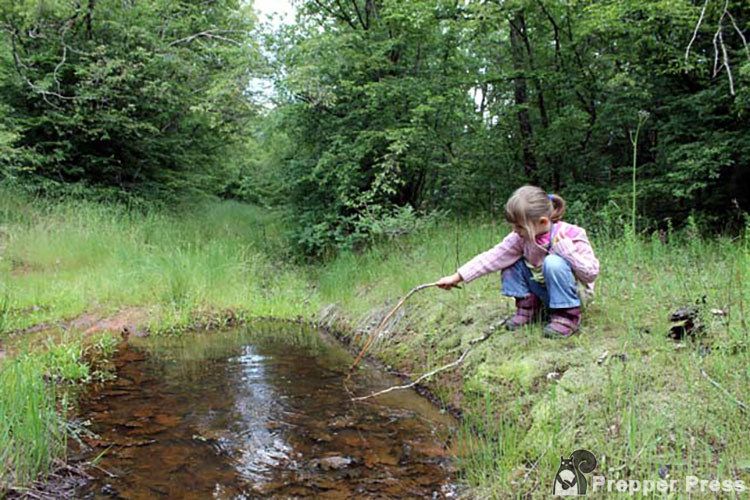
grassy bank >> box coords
[0,192,314,333]
[317,219,750,497]
[1,190,749,497]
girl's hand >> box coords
[436,272,463,290]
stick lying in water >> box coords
[351,317,508,401]
[348,281,440,373]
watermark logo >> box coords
[552,449,597,496]
[591,476,748,495]
[551,448,748,496]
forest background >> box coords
[1,0,749,253]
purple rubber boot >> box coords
[506,294,542,331]
[544,307,581,338]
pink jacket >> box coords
[457,221,600,296]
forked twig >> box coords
[726,11,750,60]
[685,0,745,96]
[351,318,508,401]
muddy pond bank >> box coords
[73,322,459,499]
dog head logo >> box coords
[552,449,597,496]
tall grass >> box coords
[0,189,316,494]
[0,358,68,491]
[629,110,650,239]
[0,190,313,334]
[1,187,748,497]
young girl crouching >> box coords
[437,185,600,338]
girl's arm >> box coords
[456,232,524,283]
[552,226,599,283]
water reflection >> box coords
[75,322,457,499]
[225,347,296,486]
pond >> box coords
[74,322,458,499]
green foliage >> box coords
[2,194,749,495]
[265,0,480,254]
[0,0,260,198]
[312,208,750,498]
[0,188,313,333]
[1,0,749,248]
[259,0,750,254]
[29,337,90,382]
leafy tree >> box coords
[265,0,750,255]
[0,0,260,198]
[268,0,479,254]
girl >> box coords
[436,185,599,338]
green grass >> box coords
[0,190,314,334]
[0,330,118,496]
[0,190,316,494]
[1,188,749,497]
[0,357,68,490]
[315,219,750,498]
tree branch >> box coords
[312,0,358,30]
[685,0,709,64]
[351,318,508,401]
[535,0,565,72]
[719,29,735,95]
[347,0,368,31]
[726,10,750,61]
[168,30,245,46]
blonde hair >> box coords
[504,185,566,241]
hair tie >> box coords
[548,194,554,200]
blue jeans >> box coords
[501,255,581,309]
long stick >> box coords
[348,281,439,372]
[700,367,748,412]
[351,318,507,401]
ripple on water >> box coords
[74,322,458,499]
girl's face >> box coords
[512,217,551,239]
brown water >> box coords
[74,322,458,499]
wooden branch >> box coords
[53,44,67,93]
[366,0,378,24]
[313,0,357,30]
[8,29,75,105]
[347,0,368,31]
[328,0,355,30]
[168,30,245,47]
[86,0,95,40]
[719,29,735,95]
[713,23,721,77]
[700,368,748,412]
[351,318,508,401]
[685,0,709,64]
[349,282,439,372]
[726,10,750,61]
[535,0,565,72]
[711,0,729,78]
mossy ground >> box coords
[322,224,750,498]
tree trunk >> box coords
[86,0,95,39]
[509,12,537,180]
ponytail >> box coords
[548,194,567,222]
[505,186,567,236]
